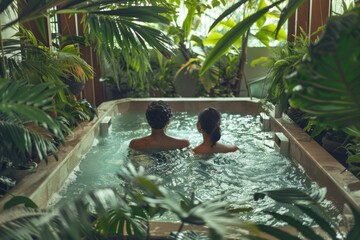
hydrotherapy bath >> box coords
[49,105,341,225]
[3,98,357,226]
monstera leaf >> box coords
[287,8,360,132]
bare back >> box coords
[129,135,190,152]
[192,142,238,155]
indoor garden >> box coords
[0,0,359,239]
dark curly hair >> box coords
[146,101,173,129]
[198,107,221,147]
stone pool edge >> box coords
[0,97,358,237]
[270,114,360,213]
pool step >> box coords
[100,116,112,136]
[259,112,270,131]
[274,132,289,157]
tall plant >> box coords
[0,0,176,166]
[203,0,287,96]
[286,6,360,172]
[200,0,306,77]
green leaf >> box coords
[253,188,326,205]
[255,31,270,47]
[296,205,338,240]
[203,32,223,46]
[265,211,324,240]
[183,8,196,40]
[200,0,285,76]
[250,56,269,68]
[257,224,299,240]
[4,196,39,210]
[256,0,268,28]
[276,0,306,37]
[345,205,360,240]
[259,24,287,40]
[287,9,360,130]
[208,0,248,31]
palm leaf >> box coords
[345,204,360,240]
[264,210,325,240]
[256,224,300,240]
[275,0,306,36]
[200,0,285,76]
[0,80,62,134]
[295,205,338,240]
[91,6,171,24]
[253,187,326,205]
[0,80,64,164]
[208,0,248,31]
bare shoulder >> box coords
[217,143,239,153]
[129,137,150,150]
[192,145,206,155]
[168,136,190,149]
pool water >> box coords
[49,112,341,225]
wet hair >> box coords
[198,107,221,147]
[146,101,173,129]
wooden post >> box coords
[287,0,330,43]
[58,13,104,106]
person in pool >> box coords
[129,100,190,152]
[193,107,239,155]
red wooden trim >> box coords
[296,0,310,37]
[310,0,330,42]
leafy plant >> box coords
[0,79,64,166]
[200,0,306,77]
[3,164,359,240]
[0,164,251,240]
[287,7,360,132]
[286,6,360,173]
[264,32,310,108]
[148,51,177,97]
[253,188,360,240]
[203,0,288,96]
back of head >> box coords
[198,107,221,146]
[146,101,173,129]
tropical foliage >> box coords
[0,80,64,167]
[264,32,310,107]
[0,164,251,239]
[200,0,306,75]
[0,0,176,167]
[286,5,360,173]
[1,164,359,240]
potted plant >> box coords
[57,44,94,96]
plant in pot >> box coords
[57,44,94,96]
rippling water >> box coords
[49,112,341,225]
